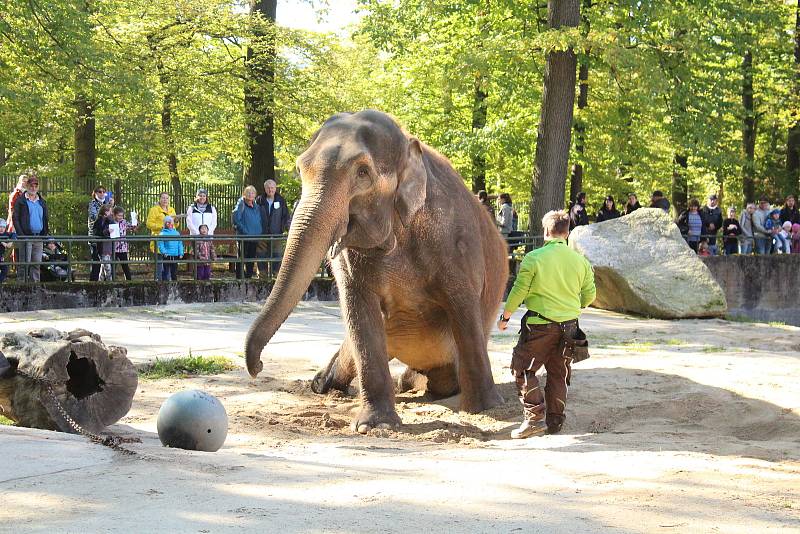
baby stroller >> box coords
[41,240,73,282]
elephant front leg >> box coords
[338,273,401,434]
[311,339,356,394]
[447,298,504,413]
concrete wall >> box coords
[0,279,339,313]
[3,257,799,326]
[701,255,800,326]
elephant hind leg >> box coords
[424,363,460,399]
[311,340,356,394]
[396,367,426,393]
[394,364,459,399]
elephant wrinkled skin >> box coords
[245,110,508,433]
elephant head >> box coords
[245,110,428,377]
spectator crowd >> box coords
[560,189,800,256]
[2,170,799,285]
[1,170,294,284]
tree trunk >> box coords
[530,0,580,236]
[742,50,757,203]
[471,74,488,193]
[0,142,6,167]
[114,178,123,210]
[672,154,688,215]
[0,329,137,433]
[787,0,800,189]
[74,96,96,195]
[569,0,592,202]
[160,90,184,214]
[244,0,277,191]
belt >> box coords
[528,320,577,330]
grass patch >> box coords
[701,346,726,353]
[139,355,235,380]
[664,338,687,346]
[726,315,787,327]
[216,304,257,315]
[620,340,654,352]
[726,314,757,323]
[0,414,15,426]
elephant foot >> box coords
[459,385,504,414]
[395,367,427,393]
[351,405,402,435]
[425,363,460,399]
[311,350,355,394]
[311,368,334,394]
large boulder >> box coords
[568,208,727,318]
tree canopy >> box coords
[1,0,797,215]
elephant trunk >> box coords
[245,186,346,377]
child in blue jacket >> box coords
[157,216,184,281]
[766,209,789,253]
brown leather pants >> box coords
[511,321,575,427]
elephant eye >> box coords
[355,166,372,188]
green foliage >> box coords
[0,0,797,216]
[0,192,86,235]
[0,415,14,426]
[138,354,235,379]
[44,193,88,235]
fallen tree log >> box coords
[0,328,137,433]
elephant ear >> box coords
[395,137,427,227]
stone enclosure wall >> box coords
[701,255,800,326]
[0,279,338,313]
[2,257,798,327]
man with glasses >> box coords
[12,176,49,282]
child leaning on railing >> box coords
[157,216,184,282]
[194,224,217,281]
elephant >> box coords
[245,110,509,433]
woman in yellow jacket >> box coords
[146,192,178,280]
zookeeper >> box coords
[497,209,596,439]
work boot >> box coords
[510,418,547,439]
[546,413,565,435]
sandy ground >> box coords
[1,302,799,533]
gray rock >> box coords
[569,208,727,318]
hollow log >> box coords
[0,328,137,433]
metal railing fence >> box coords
[0,233,543,284]
[2,231,768,285]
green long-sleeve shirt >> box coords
[505,238,596,324]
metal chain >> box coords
[15,368,139,456]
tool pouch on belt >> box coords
[562,323,590,364]
[520,310,591,365]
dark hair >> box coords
[652,190,664,197]
[688,198,700,209]
[98,204,112,216]
[786,194,796,202]
[576,191,586,202]
[93,185,106,193]
[759,195,769,202]
[199,224,209,231]
[499,193,512,204]
[112,206,124,215]
[478,190,488,201]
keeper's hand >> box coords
[497,313,510,331]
